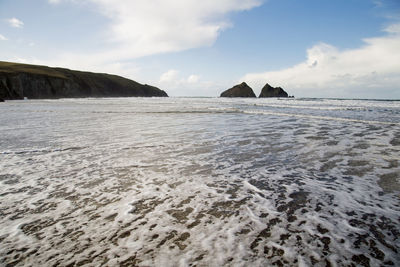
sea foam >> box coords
[0,97,399,266]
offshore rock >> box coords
[0,61,168,100]
[220,82,256,98]
[259,83,289,98]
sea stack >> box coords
[259,83,289,98]
[0,61,168,100]
[220,82,256,98]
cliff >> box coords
[259,83,289,98]
[220,82,256,98]
[0,61,168,100]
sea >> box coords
[0,97,399,266]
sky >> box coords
[0,0,400,98]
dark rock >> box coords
[259,83,289,98]
[351,254,370,267]
[0,61,168,100]
[0,98,4,102]
[220,82,256,98]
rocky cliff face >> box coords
[259,83,288,98]
[0,61,168,100]
[220,82,256,97]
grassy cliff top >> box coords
[0,61,168,99]
[0,61,69,79]
[0,61,148,88]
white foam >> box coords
[0,97,399,266]
[243,109,400,125]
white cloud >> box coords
[36,0,262,67]
[76,0,263,59]
[160,69,180,83]
[385,23,400,34]
[7,18,24,28]
[0,34,8,41]
[22,0,263,88]
[158,69,220,96]
[242,23,400,99]
[187,74,200,83]
[160,70,201,85]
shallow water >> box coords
[0,97,399,266]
